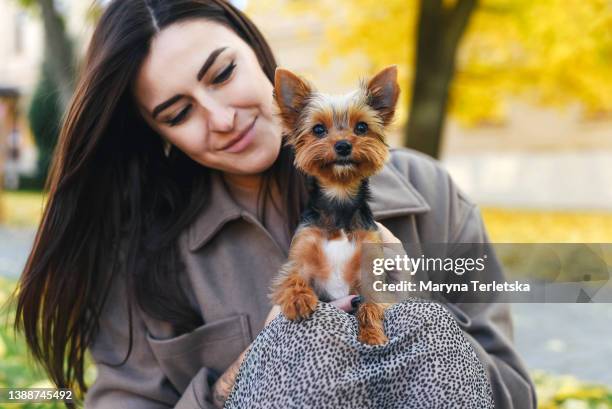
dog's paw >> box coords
[356,302,388,345]
[281,290,318,321]
[358,327,388,345]
[272,272,319,321]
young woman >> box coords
[13,1,536,408]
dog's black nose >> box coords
[334,140,352,156]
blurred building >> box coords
[0,0,94,187]
[0,1,41,185]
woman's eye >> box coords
[212,61,236,84]
[354,121,368,135]
[312,124,327,137]
[166,104,192,127]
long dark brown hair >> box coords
[11,0,306,405]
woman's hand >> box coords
[375,221,402,244]
[374,222,412,304]
[264,304,282,326]
[376,221,407,257]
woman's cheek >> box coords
[231,68,270,108]
[167,121,208,158]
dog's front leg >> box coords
[356,302,388,345]
[271,226,329,321]
[271,265,319,321]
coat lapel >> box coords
[188,170,243,252]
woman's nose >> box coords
[193,91,236,133]
[208,105,236,133]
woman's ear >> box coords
[366,65,400,126]
[273,68,312,130]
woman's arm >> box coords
[211,349,248,408]
[85,274,217,409]
[445,203,538,409]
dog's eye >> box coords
[354,122,368,135]
[312,124,327,137]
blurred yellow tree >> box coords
[269,0,612,158]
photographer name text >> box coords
[373,280,530,293]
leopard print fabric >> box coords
[224,298,494,409]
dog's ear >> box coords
[366,65,400,126]
[274,68,312,130]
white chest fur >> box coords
[321,230,357,299]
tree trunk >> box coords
[404,0,477,158]
[38,0,75,109]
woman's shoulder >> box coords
[387,147,473,204]
[386,146,441,176]
[375,147,475,210]
[371,147,482,243]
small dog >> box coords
[270,66,400,345]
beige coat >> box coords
[84,148,537,408]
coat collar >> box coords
[368,160,431,219]
[187,163,430,252]
[187,170,243,252]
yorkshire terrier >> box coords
[270,66,400,345]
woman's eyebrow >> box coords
[151,47,228,119]
[197,46,227,81]
[152,95,183,119]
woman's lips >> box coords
[223,117,257,153]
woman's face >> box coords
[134,19,282,176]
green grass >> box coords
[534,370,612,408]
[0,277,70,408]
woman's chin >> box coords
[222,148,280,175]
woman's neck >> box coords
[222,171,290,253]
[223,172,263,193]
[222,172,263,217]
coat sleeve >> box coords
[443,191,538,409]
[84,272,217,409]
